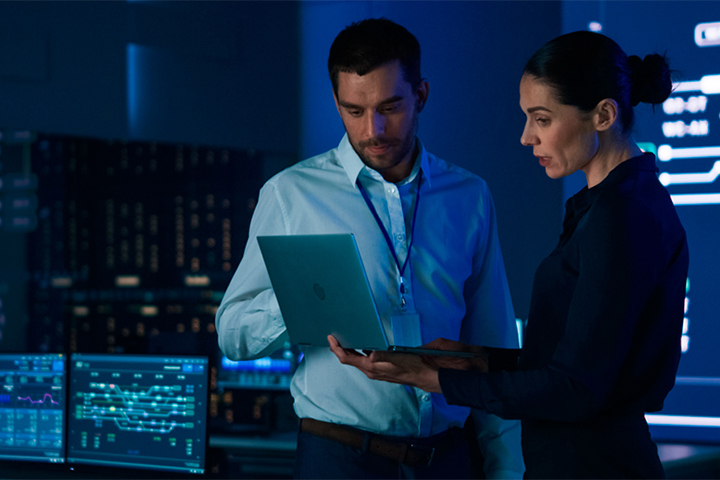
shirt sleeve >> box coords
[471,409,525,479]
[459,183,518,349]
[459,183,524,477]
[215,181,290,360]
[548,194,666,412]
[441,192,671,422]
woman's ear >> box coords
[594,98,619,132]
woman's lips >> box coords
[537,156,551,167]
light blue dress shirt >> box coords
[216,134,524,478]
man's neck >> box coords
[378,144,420,184]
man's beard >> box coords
[352,114,418,173]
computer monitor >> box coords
[66,353,208,475]
[218,342,301,391]
[0,353,66,464]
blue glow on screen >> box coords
[126,43,140,137]
[221,356,292,373]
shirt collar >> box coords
[587,152,657,197]
[567,152,658,213]
[338,133,432,188]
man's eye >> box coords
[348,110,362,117]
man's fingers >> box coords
[328,335,367,368]
[327,336,442,392]
[366,350,392,363]
[422,337,485,355]
[422,338,456,350]
[327,334,341,351]
[327,335,352,363]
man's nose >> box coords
[366,112,386,138]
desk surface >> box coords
[210,432,297,452]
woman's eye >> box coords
[536,117,550,126]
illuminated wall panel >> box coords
[564,1,720,443]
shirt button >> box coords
[396,233,405,241]
[387,187,396,195]
[420,393,430,402]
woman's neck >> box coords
[583,135,643,189]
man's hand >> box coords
[327,335,442,393]
[327,336,489,393]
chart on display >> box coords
[0,353,65,463]
[67,354,208,474]
[564,2,720,442]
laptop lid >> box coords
[257,233,391,351]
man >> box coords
[216,18,524,479]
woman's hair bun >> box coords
[628,53,672,106]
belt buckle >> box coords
[408,443,435,467]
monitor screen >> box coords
[218,342,301,391]
[0,353,66,464]
[66,354,208,474]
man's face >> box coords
[334,60,428,183]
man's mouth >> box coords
[365,144,392,155]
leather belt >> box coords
[300,418,436,467]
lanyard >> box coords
[356,170,422,310]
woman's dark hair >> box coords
[328,18,421,95]
[524,31,672,133]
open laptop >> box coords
[257,234,479,358]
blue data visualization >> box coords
[67,354,208,474]
[0,353,66,463]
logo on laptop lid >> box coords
[313,283,326,301]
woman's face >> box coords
[519,74,599,179]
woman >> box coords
[329,31,689,479]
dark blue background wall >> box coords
[0,1,564,322]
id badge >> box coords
[391,311,422,347]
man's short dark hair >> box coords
[328,18,421,95]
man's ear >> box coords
[415,80,430,113]
[333,88,341,114]
[594,98,618,132]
